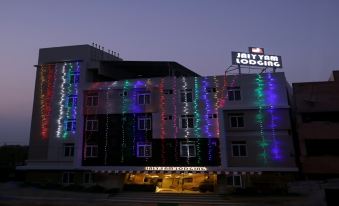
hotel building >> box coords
[21,45,297,193]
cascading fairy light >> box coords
[159,78,166,164]
[255,74,269,164]
[181,77,191,164]
[267,73,281,160]
[213,76,220,137]
[202,77,213,161]
[193,77,202,164]
[172,77,179,162]
[56,63,67,138]
[104,88,109,165]
[63,63,73,138]
[71,62,80,130]
[39,64,47,139]
[121,80,131,162]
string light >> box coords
[255,74,269,164]
[159,78,166,164]
[172,77,179,162]
[56,63,67,138]
[267,73,281,160]
[193,77,201,164]
[121,80,131,162]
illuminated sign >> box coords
[231,50,282,68]
[145,167,208,171]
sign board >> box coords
[145,166,208,171]
[231,49,282,68]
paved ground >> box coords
[0,182,317,206]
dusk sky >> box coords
[0,0,338,145]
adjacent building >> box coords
[293,71,339,178]
[20,45,297,193]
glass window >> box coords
[227,175,242,187]
[138,117,152,130]
[229,114,244,128]
[181,115,194,128]
[62,172,74,184]
[164,89,173,94]
[180,90,193,102]
[231,141,247,157]
[65,119,76,132]
[67,95,78,107]
[64,143,74,157]
[86,119,98,131]
[163,115,173,120]
[69,72,80,84]
[85,145,98,158]
[138,93,151,105]
[137,143,152,157]
[206,87,217,93]
[86,93,98,106]
[180,143,196,157]
[228,87,241,101]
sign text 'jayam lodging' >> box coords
[232,51,282,68]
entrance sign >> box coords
[145,166,208,171]
[231,50,282,68]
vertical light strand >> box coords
[63,63,73,138]
[193,77,202,164]
[213,76,220,137]
[267,73,281,160]
[172,77,179,162]
[71,62,80,133]
[159,78,166,164]
[56,63,67,138]
[202,77,213,161]
[104,88,109,165]
[39,65,47,139]
[182,77,190,164]
[255,74,268,164]
[121,80,130,162]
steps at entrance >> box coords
[107,192,238,205]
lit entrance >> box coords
[125,173,216,193]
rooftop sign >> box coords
[231,47,282,68]
[144,166,208,171]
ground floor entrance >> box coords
[125,173,217,193]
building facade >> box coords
[21,45,297,193]
[293,71,339,178]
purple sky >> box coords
[0,0,338,145]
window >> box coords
[208,114,218,119]
[137,143,152,157]
[180,143,196,157]
[86,93,98,106]
[64,143,74,157]
[69,72,80,84]
[138,93,151,105]
[138,117,152,130]
[180,89,193,102]
[62,172,74,184]
[227,87,241,101]
[120,91,128,97]
[164,89,173,94]
[163,115,173,120]
[65,119,76,132]
[83,172,93,184]
[67,95,78,107]
[86,145,98,158]
[229,114,244,128]
[227,175,242,187]
[206,87,217,93]
[86,119,98,131]
[181,115,194,128]
[231,141,247,157]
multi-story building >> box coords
[293,71,339,178]
[20,45,297,193]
